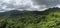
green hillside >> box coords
[40,11,60,28]
[0,7,60,28]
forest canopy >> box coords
[0,7,60,28]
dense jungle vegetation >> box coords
[0,7,60,28]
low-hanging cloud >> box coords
[0,0,60,12]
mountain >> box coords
[0,7,60,17]
[0,10,24,16]
[0,7,60,28]
[44,7,60,12]
[0,10,45,17]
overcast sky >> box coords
[0,0,60,12]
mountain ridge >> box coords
[0,7,60,17]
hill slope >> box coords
[0,7,60,28]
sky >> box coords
[0,0,60,12]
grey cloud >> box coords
[0,1,31,10]
[32,0,60,8]
[6,4,31,10]
[0,3,24,11]
[0,0,60,12]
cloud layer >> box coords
[33,0,60,7]
[0,0,60,12]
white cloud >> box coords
[0,0,60,12]
[55,5,60,8]
[0,0,42,12]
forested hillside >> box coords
[0,7,60,28]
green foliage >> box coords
[45,11,60,28]
[0,15,42,28]
[37,11,60,28]
[24,23,37,28]
[0,9,60,28]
